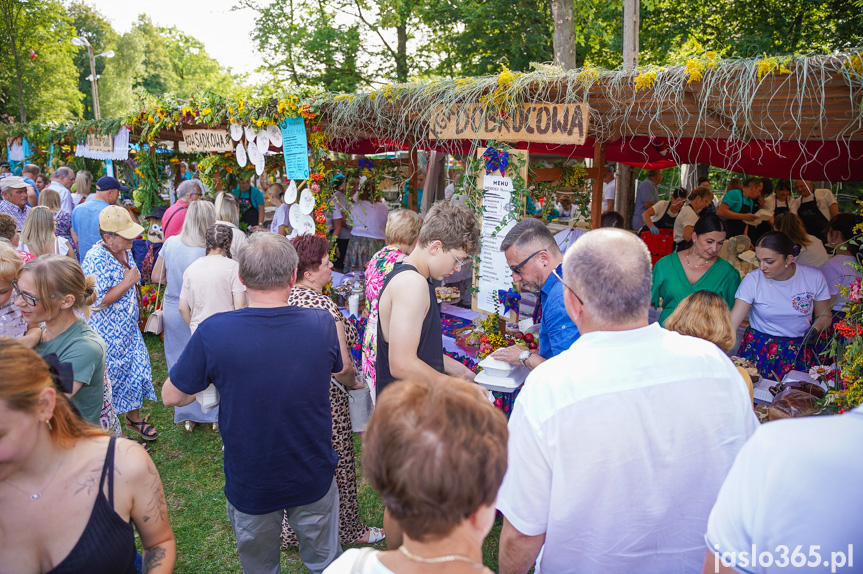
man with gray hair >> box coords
[162,179,202,241]
[632,168,663,229]
[497,228,758,574]
[47,166,75,214]
[163,232,344,573]
[492,218,579,370]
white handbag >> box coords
[333,380,374,433]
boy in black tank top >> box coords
[375,202,480,397]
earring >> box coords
[45,419,52,431]
[785,264,789,268]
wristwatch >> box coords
[519,350,533,368]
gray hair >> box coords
[500,217,560,255]
[563,228,651,326]
[179,200,215,248]
[51,166,74,181]
[605,163,616,175]
[176,179,201,200]
[214,192,240,226]
[238,232,298,291]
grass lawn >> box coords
[138,334,504,573]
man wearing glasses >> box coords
[493,218,579,370]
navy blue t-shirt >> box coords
[170,306,342,515]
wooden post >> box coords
[590,141,606,229]
[618,0,640,228]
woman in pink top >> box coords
[361,210,423,402]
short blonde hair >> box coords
[180,200,216,248]
[20,255,98,319]
[385,209,423,246]
[75,170,92,196]
[664,290,736,353]
[38,187,62,210]
[0,242,23,282]
[214,192,240,227]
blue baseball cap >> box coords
[95,176,129,193]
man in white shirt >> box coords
[704,406,863,574]
[601,164,616,212]
[497,228,758,574]
[47,166,75,214]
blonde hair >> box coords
[774,212,811,246]
[20,206,56,257]
[385,209,423,246]
[664,290,736,353]
[180,200,216,248]
[74,170,92,197]
[214,192,240,227]
[20,255,99,319]
[725,177,743,192]
[38,187,62,211]
[0,241,23,282]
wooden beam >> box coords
[590,140,606,229]
[408,142,419,211]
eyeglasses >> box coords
[510,249,546,275]
[12,279,39,307]
[449,251,469,269]
[552,268,584,306]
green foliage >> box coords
[0,0,83,122]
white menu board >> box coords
[475,175,517,316]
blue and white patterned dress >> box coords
[82,242,155,414]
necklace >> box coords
[399,545,487,570]
[1,456,65,501]
[685,252,710,269]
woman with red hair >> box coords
[281,233,384,547]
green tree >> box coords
[99,31,146,118]
[0,0,83,122]
[67,1,118,120]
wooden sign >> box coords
[182,129,233,152]
[86,133,113,152]
[429,103,589,145]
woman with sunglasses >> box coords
[13,255,108,427]
[81,206,157,440]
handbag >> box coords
[143,282,163,334]
[333,380,374,433]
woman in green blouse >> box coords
[651,214,741,325]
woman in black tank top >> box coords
[0,340,176,573]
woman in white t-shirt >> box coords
[731,231,831,379]
[820,213,861,316]
[343,178,389,272]
[323,379,504,574]
[18,206,74,258]
[177,224,246,431]
[673,186,714,250]
[640,187,687,233]
[774,211,829,268]
[762,179,798,220]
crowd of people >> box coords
[1,160,862,574]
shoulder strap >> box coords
[350,548,379,574]
[163,204,188,231]
[98,436,118,507]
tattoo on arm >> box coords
[142,461,167,524]
[143,545,166,573]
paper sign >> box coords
[475,175,517,315]
[230,123,243,142]
[86,133,114,152]
[280,117,310,180]
[236,143,247,167]
[256,129,270,152]
[246,141,261,166]
[299,188,315,214]
[244,125,256,143]
[267,124,282,147]
[182,129,233,152]
[289,203,303,228]
[285,180,297,203]
[429,103,590,146]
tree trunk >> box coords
[10,29,25,122]
[396,22,408,82]
[551,0,576,70]
[617,0,640,228]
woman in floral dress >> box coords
[362,209,423,402]
[82,206,157,440]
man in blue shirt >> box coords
[492,218,580,370]
[162,233,343,574]
[632,169,663,229]
[71,176,124,261]
[21,164,40,206]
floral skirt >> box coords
[736,327,825,380]
[344,237,385,274]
